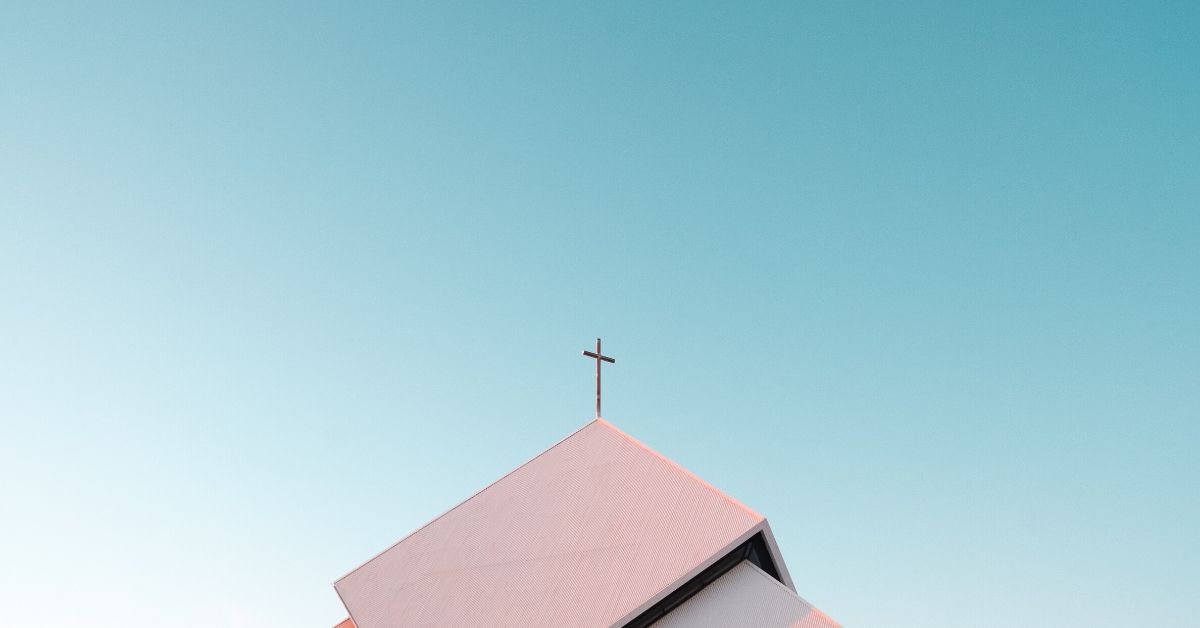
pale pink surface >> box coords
[334,419,765,628]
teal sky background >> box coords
[2,2,1197,626]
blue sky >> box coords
[1,2,1196,626]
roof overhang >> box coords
[612,519,794,627]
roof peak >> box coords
[334,417,772,627]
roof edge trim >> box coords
[758,520,795,591]
[609,519,770,627]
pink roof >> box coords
[334,419,778,627]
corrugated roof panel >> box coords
[652,561,840,628]
[334,419,765,628]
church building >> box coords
[331,418,840,627]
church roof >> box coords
[334,418,794,628]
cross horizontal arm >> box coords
[582,351,615,363]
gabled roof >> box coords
[652,562,841,628]
[334,418,791,628]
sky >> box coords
[1,2,1197,626]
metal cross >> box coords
[581,338,615,418]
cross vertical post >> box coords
[581,338,615,419]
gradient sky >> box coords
[1,3,1197,627]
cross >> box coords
[581,338,615,419]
